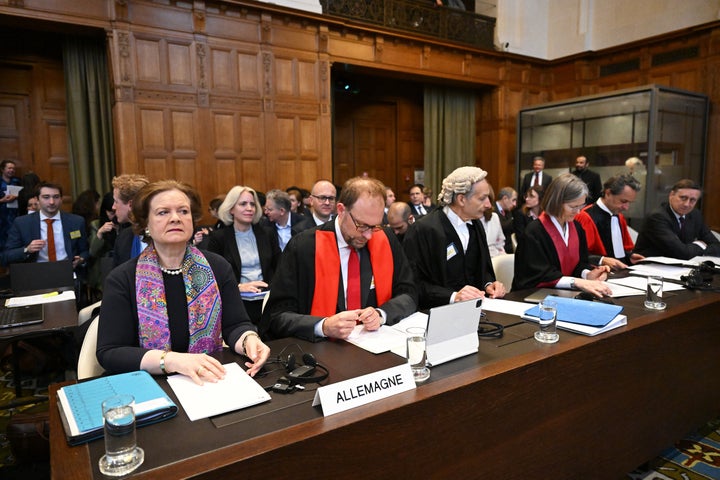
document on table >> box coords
[608,275,686,292]
[5,290,76,307]
[346,311,428,355]
[166,363,271,421]
[628,264,692,281]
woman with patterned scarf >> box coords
[97,180,270,384]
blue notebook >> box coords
[523,295,624,327]
[57,370,178,445]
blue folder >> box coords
[524,295,624,327]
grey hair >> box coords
[437,166,488,206]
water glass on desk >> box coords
[644,275,666,310]
[406,327,430,383]
[534,299,559,344]
[99,394,144,477]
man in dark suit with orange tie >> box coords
[520,156,553,201]
[3,182,88,268]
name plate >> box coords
[312,363,415,416]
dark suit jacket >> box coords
[496,206,515,253]
[410,203,435,219]
[260,222,417,341]
[3,211,89,266]
[634,203,720,260]
[113,223,135,268]
[520,171,553,199]
[403,208,496,309]
[572,168,602,204]
[206,223,280,284]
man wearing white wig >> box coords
[403,166,506,309]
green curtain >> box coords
[63,37,116,197]
[423,86,476,197]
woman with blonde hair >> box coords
[207,185,280,325]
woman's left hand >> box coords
[242,335,270,377]
[238,280,268,293]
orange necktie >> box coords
[44,218,56,261]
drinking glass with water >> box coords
[99,394,144,476]
[534,298,559,343]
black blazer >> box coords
[520,171,553,199]
[206,223,280,284]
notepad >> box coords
[57,370,178,445]
[523,295,624,327]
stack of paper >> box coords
[522,295,627,336]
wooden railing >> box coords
[320,0,495,50]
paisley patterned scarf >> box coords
[136,244,223,354]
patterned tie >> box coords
[44,218,56,261]
[347,247,361,310]
[532,172,539,186]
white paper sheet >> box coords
[5,290,76,307]
[166,363,271,421]
[479,297,534,316]
[608,275,686,292]
[628,264,692,281]
[346,324,409,354]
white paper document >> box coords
[628,264,692,282]
[346,311,428,355]
[608,275,686,292]
[5,290,76,307]
[166,362,271,421]
[4,185,22,209]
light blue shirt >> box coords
[234,228,263,284]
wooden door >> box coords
[333,102,397,189]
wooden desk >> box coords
[1,296,78,399]
[50,289,720,479]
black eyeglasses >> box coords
[311,194,336,203]
[347,210,384,233]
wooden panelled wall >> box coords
[0,1,719,226]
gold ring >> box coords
[197,366,204,375]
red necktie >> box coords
[347,248,361,310]
[532,172,539,186]
[44,218,56,261]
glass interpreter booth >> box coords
[517,85,709,227]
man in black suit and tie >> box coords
[261,176,416,341]
[403,166,506,309]
[111,174,149,267]
[409,184,431,218]
[520,156,553,200]
[3,182,89,268]
[634,179,720,260]
[304,179,336,226]
[263,189,313,250]
[495,186,517,253]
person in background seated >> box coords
[207,186,280,325]
[480,184,506,257]
[403,166,506,309]
[386,201,414,243]
[513,185,544,246]
[304,180,336,226]
[97,180,269,383]
[112,174,150,267]
[513,173,611,296]
[575,174,644,270]
[261,176,416,342]
[495,186,517,253]
[3,182,89,269]
[25,195,39,214]
[263,189,313,251]
[408,184,430,219]
[634,179,720,260]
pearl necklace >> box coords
[160,266,182,275]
